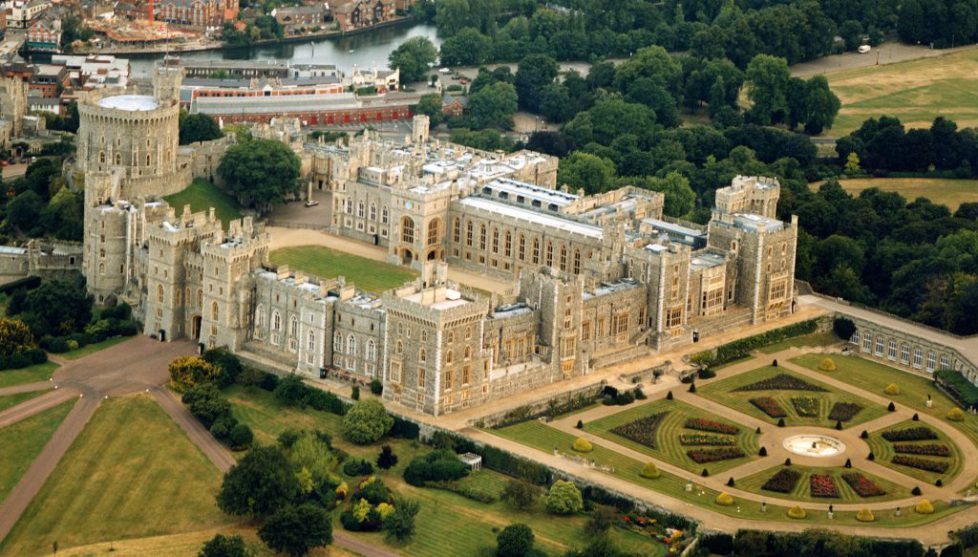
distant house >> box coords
[332,0,406,32]
[26,20,62,53]
[441,94,467,118]
[272,4,330,35]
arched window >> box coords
[546,241,554,267]
[453,218,461,243]
[272,310,281,331]
[396,340,403,354]
[491,227,499,253]
[290,316,298,337]
[211,301,219,321]
[357,201,365,218]
[419,348,427,362]
[446,350,454,364]
[464,346,471,359]
[427,219,440,245]
[334,332,343,353]
[518,234,526,260]
[156,284,164,303]
[573,249,581,274]
[381,206,389,224]
[504,231,512,257]
[348,335,357,357]
[307,330,315,351]
[255,304,265,329]
[466,221,474,246]
[114,153,121,165]
[532,238,540,264]
[479,224,487,250]
[99,151,105,164]
[401,217,415,243]
[367,340,376,361]
[559,245,568,271]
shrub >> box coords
[377,445,398,470]
[575,420,584,429]
[572,437,593,453]
[274,374,308,406]
[759,446,767,457]
[168,356,219,392]
[856,508,875,522]
[370,378,383,395]
[787,506,807,519]
[497,524,535,557]
[546,480,583,515]
[894,443,951,457]
[936,369,978,407]
[915,499,935,514]
[342,399,394,444]
[833,317,856,340]
[303,388,346,414]
[912,486,922,496]
[351,385,360,401]
[666,390,673,400]
[818,358,837,371]
[861,430,869,439]
[201,347,242,387]
[403,450,469,486]
[679,433,736,446]
[585,505,618,534]
[633,386,646,400]
[835,420,843,431]
[868,452,875,461]
[913,412,920,421]
[701,468,710,477]
[260,372,279,391]
[227,423,253,450]
[777,418,786,427]
[884,384,902,396]
[689,382,697,393]
[184,383,231,428]
[947,407,965,422]
[715,492,734,506]
[727,477,735,487]
[883,427,938,441]
[698,368,716,379]
[343,459,375,477]
[705,319,818,365]
[502,479,540,510]
[640,461,660,479]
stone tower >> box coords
[152,60,184,106]
[411,114,429,145]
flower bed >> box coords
[684,418,738,435]
[882,427,938,442]
[686,447,746,464]
[609,412,669,449]
[828,402,863,422]
[790,396,820,417]
[679,433,736,446]
[893,443,951,457]
[892,455,949,473]
[761,468,802,493]
[733,373,828,392]
[750,397,787,418]
[810,474,840,498]
[619,512,691,553]
[842,473,887,497]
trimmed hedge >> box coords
[694,320,819,367]
[936,369,978,407]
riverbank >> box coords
[74,16,416,56]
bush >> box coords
[585,505,618,534]
[640,461,660,479]
[666,390,673,400]
[715,492,734,506]
[377,445,398,470]
[342,399,393,444]
[698,368,716,379]
[856,508,875,522]
[833,317,856,340]
[199,534,248,557]
[818,358,837,371]
[184,383,232,428]
[787,506,807,519]
[546,480,583,515]
[912,486,922,496]
[343,459,375,477]
[699,319,818,366]
[915,499,935,514]
[633,386,646,400]
[502,479,540,510]
[497,523,535,557]
[260,372,280,391]
[575,420,584,429]
[937,369,978,407]
[168,356,219,393]
[403,450,469,486]
[370,378,383,395]
[303,388,346,415]
[884,384,902,396]
[201,347,242,387]
[947,407,965,421]
[228,423,253,450]
[352,385,360,400]
[759,446,767,457]
[572,437,593,452]
[274,374,308,406]
[888,401,896,411]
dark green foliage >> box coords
[387,36,437,83]
[217,445,300,518]
[274,374,308,406]
[585,505,618,535]
[258,503,332,557]
[403,449,470,486]
[198,534,248,557]
[501,478,540,510]
[369,378,383,395]
[376,445,398,470]
[497,523,535,557]
[351,385,360,401]
[833,317,857,341]
[202,348,242,387]
[179,112,224,145]
[383,497,421,542]
[217,140,300,214]
[355,477,391,505]
[184,383,231,428]
[936,369,978,406]
[693,320,819,368]
[228,423,254,450]
[732,528,924,557]
[342,458,374,477]
[10,276,92,338]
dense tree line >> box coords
[837,116,978,177]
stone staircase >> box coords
[590,343,650,370]
[689,306,753,338]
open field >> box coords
[0,395,230,556]
[585,398,760,474]
[61,336,130,361]
[164,179,243,226]
[737,464,912,504]
[866,419,963,485]
[226,385,667,557]
[0,362,58,389]
[698,366,887,428]
[269,245,417,294]
[810,178,978,211]
[824,47,978,137]
[0,401,73,504]
[0,390,44,412]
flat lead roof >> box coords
[98,95,158,111]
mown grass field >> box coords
[0,362,58,389]
[824,48,978,137]
[866,419,963,485]
[698,366,887,429]
[737,463,912,504]
[0,390,44,412]
[0,400,73,504]
[269,245,417,294]
[163,178,243,226]
[226,385,667,557]
[810,178,978,211]
[585,399,760,474]
[0,395,231,556]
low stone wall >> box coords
[475,382,606,429]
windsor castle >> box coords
[78,65,799,416]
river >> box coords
[127,23,441,78]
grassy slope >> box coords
[0,362,58,389]
[737,464,912,504]
[269,246,417,294]
[698,366,887,429]
[0,394,231,556]
[811,178,978,211]
[163,179,243,226]
[0,400,74,504]
[0,390,44,413]
[585,398,760,474]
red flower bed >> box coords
[684,418,739,435]
[894,443,951,457]
[828,402,863,422]
[892,455,949,473]
[686,447,746,463]
[842,473,887,497]
[761,468,801,493]
[750,397,787,418]
[733,373,828,392]
[679,433,735,446]
[882,427,938,442]
[609,412,669,449]
[810,474,840,498]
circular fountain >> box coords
[782,434,846,458]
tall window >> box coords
[357,201,365,218]
[913,347,924,368]
[900,343,910,364]
[466,221,474,246]
[334,332,343,353]
[887,339,897,359]
[401,217,415,243]
[348,335,357,357]
[156,284,164,303]
[518,234,525,260]
[211,302,219,321]
[369,203,377,221]
[479,225,487,250]
[307,331,315,351]
[559,245,567,271]
[272,311,281,331]
[367,340,376,361]
[453,218,461,243]
[491,228,499,253]
[504,231,512,257]
[381,206,389,224]
[545,242,554,267]
[419,348,426,363]
[427,219,440,245]
[573,249,581,274]
[532,238,540,264]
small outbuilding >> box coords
[458,452,482,471]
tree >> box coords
[497,523,535,557]
[180,113,224,145]
[7,190,44,232]
[41,186,84,241]
[585,506,618,535]
[413,93,444,119]
[18,277,92,337]
[377,445,398,469]
[501,479,540,510]
[545,480,583,515]
[833,317,856,341]
[342,399,394,444]
[228,423,254,449]
[468,82,518,129]
[515,54,558,112]
[184,383,231,427]
[218,139,300,214]
[745,54,791,126]
[202,347,243,387]
[840,20,864,51]
[538,83,573,123]
[622,173,695,217]
[0,318,35,357]
[803,75,841,135]
[388,37,438,84]
[199,534,249,557]
[258,503,332,557]
[439,28,493,66]
[168,356,220,393]
[557,152,616,194]
[383,497,421,541]
[217,445,300,518]
[273,374,308,406]
[844,152,862,175]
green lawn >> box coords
[737,463,912,504]
[0,400,73,504]
[225,385,668,557]
[585,399,760,474]
[489,420,961,528]
[866,419,963,485]
[0,394,231,555]
[61,336,130,361]
[698,366,887,429]
[758,332,841,354]
[0,362,59,389]
[0,390,44,412]
[269,246,417,294]
[163,179,242,226]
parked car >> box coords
[305,200,320,207]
